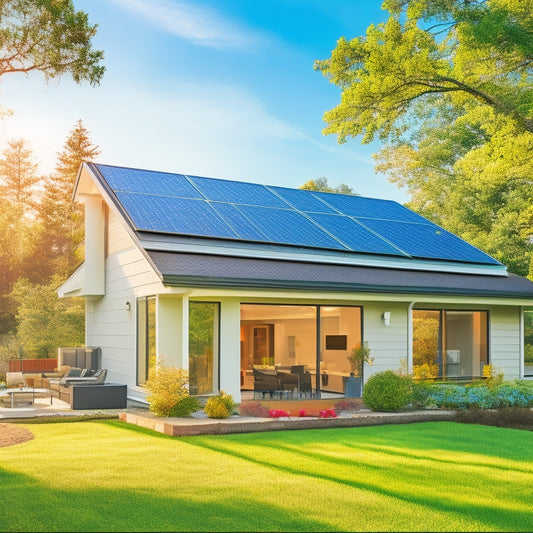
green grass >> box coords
[0,421,532,532]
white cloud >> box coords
[110,0,263,49]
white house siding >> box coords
[86,208,164,402]
[489,306,521,379]
[362,301,410,379]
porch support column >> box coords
[158,295,186,368]
[219,299,241,401]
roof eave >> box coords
[160,274,533,300]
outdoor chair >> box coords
[5,372,25,388]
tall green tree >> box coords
[36,119,100,280]
[300,177,358,195]
[0,0,104,85]
[0,140,42,334]
[315,0,533,276]
[10,276,84,358]
[0,138,42,213]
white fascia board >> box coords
[162,285,532,306]
[57,264,85,298]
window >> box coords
[240,304,362,395]
[412,310,488,379]
[525,308,533,378]
[137,296,156,386]
[189,302,220,395]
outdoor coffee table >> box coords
[0,387,53,408]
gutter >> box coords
[160,274,533,300]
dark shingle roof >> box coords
[147,251,533,298]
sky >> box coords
[0,0,409,203]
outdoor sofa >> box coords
[48,368,107,402]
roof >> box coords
[85,163,501,268]
[147,251,533,299]
[74,162,533,300]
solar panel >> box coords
[307,213,408,257]
[210,202,270,241]
[93,164,501,265]
[116,193,238,239]
[236,205,350,250]
[361,219,500,264]
[267,186,337,213]
[312,191,428,223]
[188,175,288,207]
[97,164,203,199]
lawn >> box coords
[0,420,531,532]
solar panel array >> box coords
[94,164,500,265]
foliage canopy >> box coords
[0,0,105,85]
[315,0,533,277]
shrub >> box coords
[144,363,191,417]
[362,370,413,412]
[238,401,270,418]
[421,380,533,410]
[410,379,436,409]
[455,406,533,430]
[204,391,235,419]
[168,395,202,417]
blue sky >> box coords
[0,0,409,202]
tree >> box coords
[315,0,533,277]
[315,0,533,143]
[36,119,100,279]
[0,138,42,213]
[10,276,84,358]
[300,177,358,195]
[0,0,105,85]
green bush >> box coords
[204,391,236,419]
[362,370,412,412]
[144,363,191,417]
[410,379,435,409]
[168,395,202,417]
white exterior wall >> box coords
[86,208,165,402]
[363,301,410,379]
[489,306,521,379]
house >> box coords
[58,162,533,405]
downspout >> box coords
[407,301,416,374]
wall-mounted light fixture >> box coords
[382,311,391,326]
[124,300,131,311]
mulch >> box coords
[0,423,34,447]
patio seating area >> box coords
[1,367,127,412]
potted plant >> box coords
[345,341,373,398]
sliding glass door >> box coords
[240,304,362,397]
[412,310,488,380]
